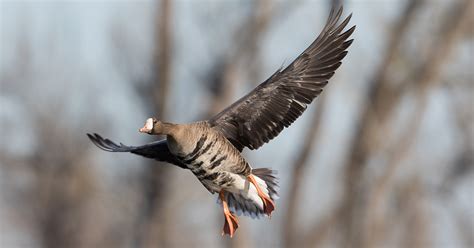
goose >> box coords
[88,6,354,238]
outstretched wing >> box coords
[208,6,355,151]
[87,133,187,169]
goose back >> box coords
[169,122,251,193]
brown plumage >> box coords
[88,5,355,238]
[210,7,354,151]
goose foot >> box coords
[247,174,275,217]
[220,191,239,238]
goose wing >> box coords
[208,6,355,151]
[87,133,187,169]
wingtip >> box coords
[331,3,343,13]
[345,13,353,24]
[87,133,98,143]
[87,132,113,152]
[338,25,356,39]
[335,5,344,19]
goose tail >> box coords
[219,168,279,219]
[252,168,279,201]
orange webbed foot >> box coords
[260,191,275,217]
[247,174,276,217]
[220,190,239,238]
[222,210,239,238]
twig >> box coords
[364,0,472,246]
[283,94,327,248]
[337,1,424,247]
[134,0,174,247]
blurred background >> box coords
[0,0,472,247]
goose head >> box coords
[139,117,162,135]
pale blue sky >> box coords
[0,1,471,247]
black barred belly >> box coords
[177,135,233,190]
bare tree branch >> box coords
[206,0,275,117]
[439,81,474,193]
[399,177,428,248]
[336,1,424,247]
[283,94,327,248]
[365,1,472,246]
[305,201,342,247]
[155,0,172,118]
[134,0,175,247]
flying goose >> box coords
[88,6,354,237]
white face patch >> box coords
[145,118,154,131]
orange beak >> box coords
[139,118,154,134]
[139,126,150,133]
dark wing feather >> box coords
[208,6,355,150]
[87,133,187,169]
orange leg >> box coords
[220,190,239,238]
[247,174,275,217]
